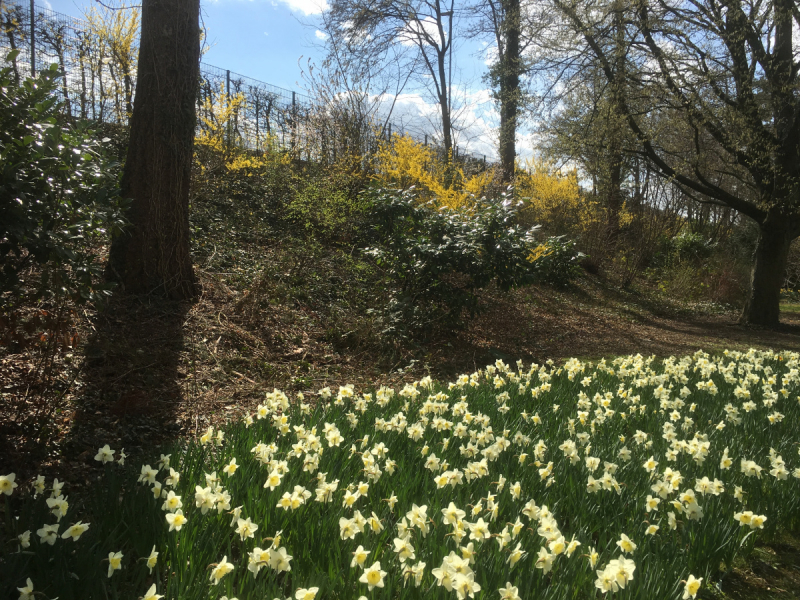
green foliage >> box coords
[286,163,372,245]
[0,55,127,309]
[364,187,582,337]
[526,235,584,286]
[669,231,716,264]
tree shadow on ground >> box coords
[61,294,191,476]
[443,280,800,373]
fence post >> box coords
[29,0,35,77]
[424,134,427,146]
[388,122,392,140]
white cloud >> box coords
[318,86,538,162]
[483,42,498,67]
[400,16,446,47]
[314,29,328,40]
[367,90,501,161]
[274,0,329,16]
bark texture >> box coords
[497,0,520,183]
[741,214,797,327]
[108,0,199,299]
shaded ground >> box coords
[3,268,799,482]
[711,534,800,600]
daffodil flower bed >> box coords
[2,348,800,600]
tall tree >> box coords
[321,0,458,158]
[482,0,524,182]
[107,0,200,299]
[553,0,800,326]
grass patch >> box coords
[779,302,800,315]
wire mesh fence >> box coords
[0,0,493,165]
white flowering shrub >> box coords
[1,349,799,599]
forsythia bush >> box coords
[515,159,634,239]
[515,159,593,235]
[194,83,291,175]
[374,134,492,211]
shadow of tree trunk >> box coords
[63,294,191,463]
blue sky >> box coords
[40,0,519,159]
[42,0,327,90]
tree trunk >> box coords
[437,51,452,161]
[497,0,520,184]
[107,0,200,300]
[604,0,626,243]
[604,143,623,241]
[740,216,794,326]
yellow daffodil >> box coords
[61,521,90,541]
[683,575,702,599]
[209,555,234,585]
[107,551,123,578]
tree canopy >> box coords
[551,0,800,325]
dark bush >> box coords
[0,56,127,310]
[364,187,582,337]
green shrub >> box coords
[364,187,582,338]
[0,55,127,310]
[286,162,371,245]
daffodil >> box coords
[94,445,115,464]
[683,574,702,599]
[359,560,387,590]
[162,490,182,512]
[142,583,164,600]
[17,530,31,549]
[535,546,556,573]
[617,533,637,553]
[0,473,18,496]
[146,545,158,573]
[107,551,123,578]
[37,523,59,546]
[223,457,238,476]
[269,547,293,572]
[452,571,481,599]
[295,587,319,600]
[508,542,527,567]
[46,495,69,521]
[17,578,34,600]
[209,555,235,585]
[61,521,90,541]
[32,475,45,497]
[236,517,258,541]
[166,509,187,532]
[498,583,521,600]
[350,545,370,569]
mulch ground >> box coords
[2,272,799,483]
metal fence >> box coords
[0,0,492,165]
